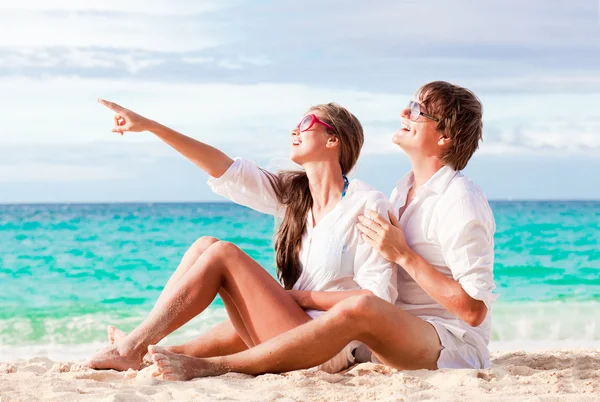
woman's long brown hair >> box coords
[264,103,364,289]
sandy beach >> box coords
[1,349,598,401]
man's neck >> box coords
[408,155,445,192]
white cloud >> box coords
[0,164,127,183]
[237,56,271,67]
[182,55,270,70]
[119,56,164,74]
[181,57,215,65]
[0,49,168,73]
[0,0,597,97]
[470,74,600,91]
[0,142,176,183]
[0,8,227,52]
[483,120,600,155]
[61,50,116,69]
[257,0,597,52]
[0,0,227,16]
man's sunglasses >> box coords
[408,100,439,122]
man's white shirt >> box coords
[389,165,498,368]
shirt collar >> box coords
[423,165,459,194]
[394,171,414,195]
[395,165,458,196]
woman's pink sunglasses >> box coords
[297,114,335,132]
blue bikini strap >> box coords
[341,175,349,199]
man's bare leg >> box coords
[149,295,442,380]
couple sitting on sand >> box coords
[81,80,497,380]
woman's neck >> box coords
[304,161,345,211]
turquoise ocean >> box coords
[1,201,599,360]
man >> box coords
[148,81,498,379]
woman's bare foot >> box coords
[107,325,128,344]
[148,345,227,381]
[81,343,144,371]
[106,326,181,366]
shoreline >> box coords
[1,349,599,401]
[3,340,600,363]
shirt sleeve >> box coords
[353,194,399,304]
[207,158,283,217]
[436,187,499,310]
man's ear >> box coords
[438,133,451,148]
[326,136,340,149]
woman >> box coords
[81,99,398,374]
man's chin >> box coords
[392,134,407,147]
[392,137,416,156]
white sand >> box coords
[1,350,599,401]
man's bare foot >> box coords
[148,345,227,381]
[107,325,128,344]
[80,343,144,371]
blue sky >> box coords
[0,0,599,202]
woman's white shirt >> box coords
[207,158,398,318]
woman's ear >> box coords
[326,136,340,149]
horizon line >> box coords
[1,199,598,206]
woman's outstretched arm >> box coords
[98,99,234,178]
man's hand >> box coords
[357,210,411,265]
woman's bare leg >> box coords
[109,320,248,358]
[82,241,310,370]
[169,320,248,357]
[108,235,221,346]
[167,291,251,357]
[106,236,248,357]
[149,295,443,380]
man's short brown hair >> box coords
[417,81,483,171]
